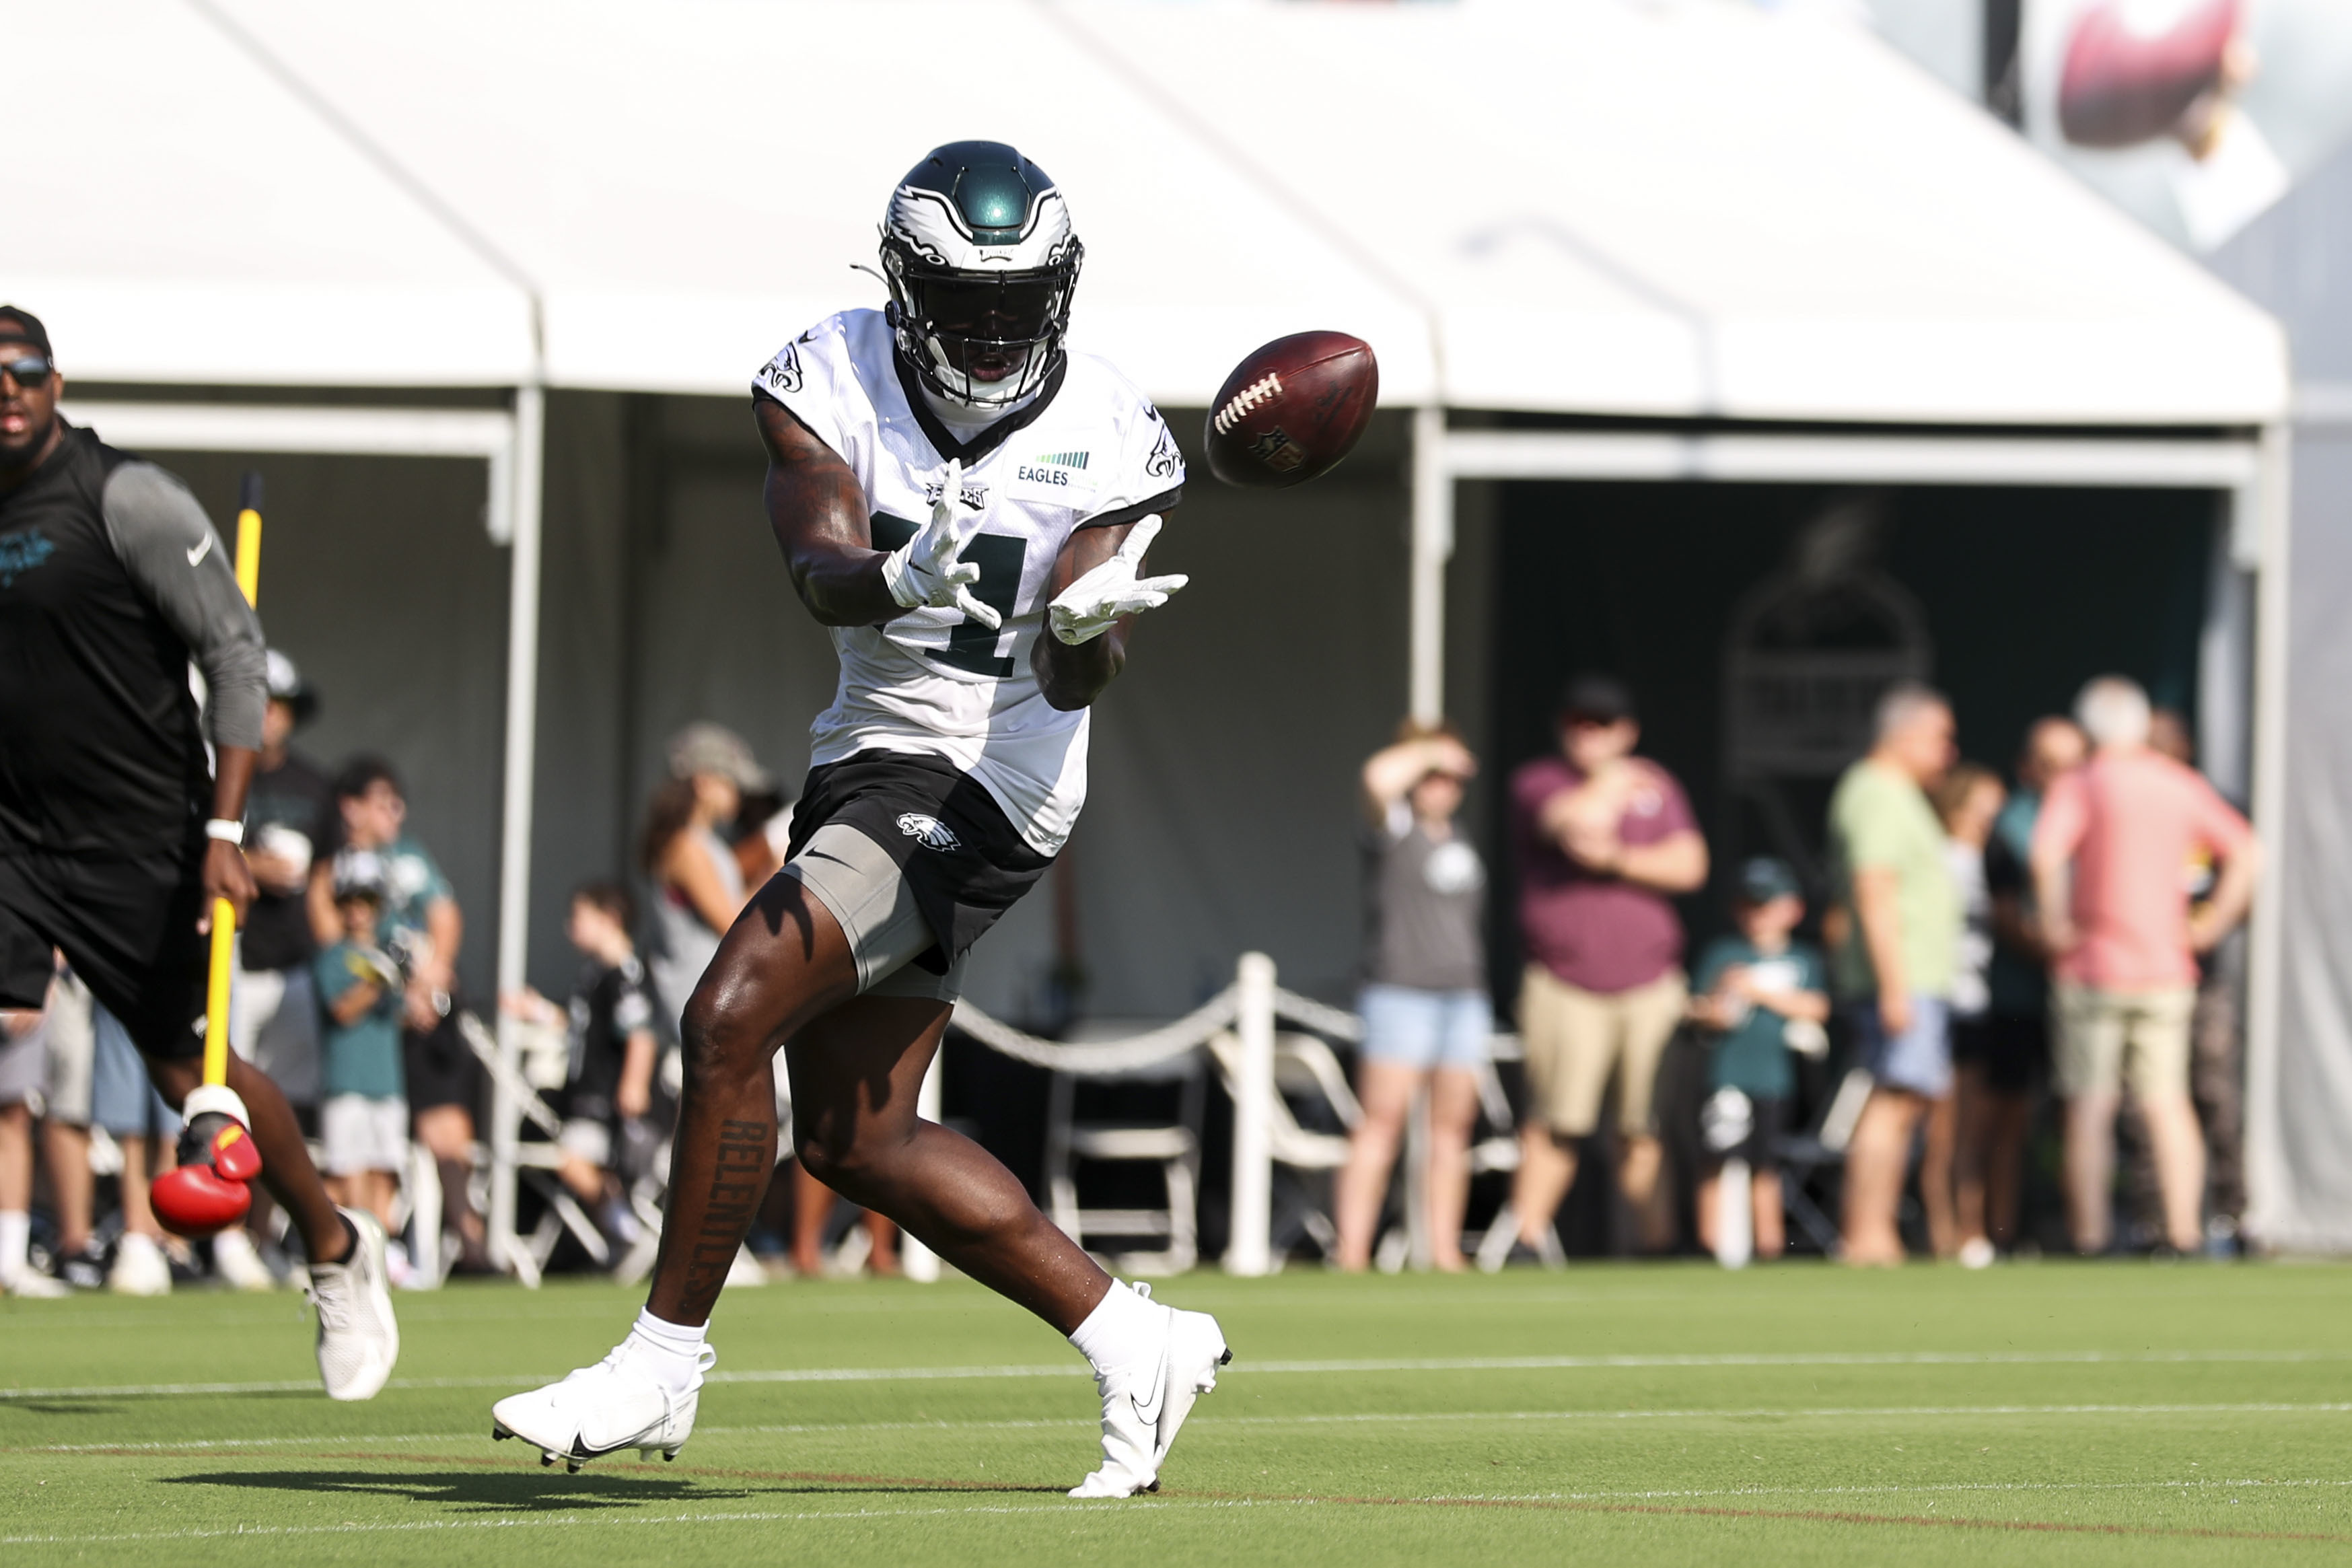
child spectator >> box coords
[1933,762,2007,1267]
[1688,858,1829,1262]
[314,854,409,1279]
[505,882,662,1253]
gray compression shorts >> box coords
[782,822,968,1003]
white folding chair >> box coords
[1044,1045,1207,1277]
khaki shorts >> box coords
[1518,966,1687,1137]
[2053,983,2195,1099]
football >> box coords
[1203,330,1379,488]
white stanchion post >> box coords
[900,1053,946,1283]
[1225,952,1277,1276]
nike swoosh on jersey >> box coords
[186,533,214,567]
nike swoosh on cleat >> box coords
[186,534,213,567]
[1129,1342,1170,1429]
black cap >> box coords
[1557,673,1637,725]
[1738,857,1804,904]
[0,306,50,356]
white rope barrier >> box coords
[948,990,1239,1073]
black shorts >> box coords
[1952,1013,2045,1095]
[785,752,1054,973]
[0,843,207,1062]
[1704,1091,1788,1174]
[403,1008,483,1115]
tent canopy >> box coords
[13,1,534,386]
[12,0,2287,425]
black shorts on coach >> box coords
[0,841,209,1061]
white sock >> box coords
[1069,1280,1164,1373]
[628,1308,712,1394]
[0,1211,27,1285]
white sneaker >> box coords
[308,1209,400,1400]
[1069,1283,1231,1499]
[491,1335,715,1472]
[108,1232,172,1297]
[1958,1236,1997,1271]
[212,1229,277,1292]
[3,1269,72,1298]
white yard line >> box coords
[7,1347,2348,1402]
[17,1400,2352,1456]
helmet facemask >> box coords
[883,241,1082,411]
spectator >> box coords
[504,882,662,1254]
[90,1003,181,1295]
[36,962,102,1288]
[1502,674,1708,1260]
[1930,761,2006,1262]
[2032,676,2257,1255]
[1829,681,1958,1267]
[1687,858,1828,1264]
[1333,721,1489,1273]
[324,756,485,1271]
[314,855,410,1277]
[642,723,765,1038]
[1962,717,2086,1263]
[643,724,898,1277]
[219,649,336,1291]
[0,986,69,1295]
[2146,708,2249,1254]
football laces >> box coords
[1212,373,1283,434]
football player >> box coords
[493,143,1227,1497]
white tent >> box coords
[13,1,532,386]
[11,0,2302,1261]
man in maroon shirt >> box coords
[1496,676,1708,1261]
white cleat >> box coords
[1069,1283,1232,1499]
[3,1269,72,1298]
[211,1227,277,1292]
[108,1232,172,1297]
[308,1208,400,1401]
[491,1336,714,1472]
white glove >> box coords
[880,459,1001,630]
[1048,514,1189,645]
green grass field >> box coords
[3,1261,2349,1565]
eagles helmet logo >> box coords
[879,141,1085,412]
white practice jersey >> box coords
[755,309,1184,855]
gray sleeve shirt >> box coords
[101,462,267,753]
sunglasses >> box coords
[1,355,52,390]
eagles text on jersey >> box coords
[754,309,1182,857]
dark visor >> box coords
[909,272,1062,340]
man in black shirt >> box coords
[234,650,336,1110]
[0,306,396,1395]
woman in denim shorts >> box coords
[1332,721,1491,1271]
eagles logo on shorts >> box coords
[896,812,962,853]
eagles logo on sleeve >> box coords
[758,343,804,397]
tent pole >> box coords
[489,383,546,1279]
[1410,405,1452,725]
[2243,420,2291,1248]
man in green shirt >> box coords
[1828,681,1958,1265]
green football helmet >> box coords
[880,141,1083,411]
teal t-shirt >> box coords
[1692,935,1827,1099]
[314,940,406,1100]
[375,833,454,949]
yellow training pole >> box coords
[201,474,264,1090]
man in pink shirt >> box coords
[1494,675,1708,1264]
[2032,676,2258,1256]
